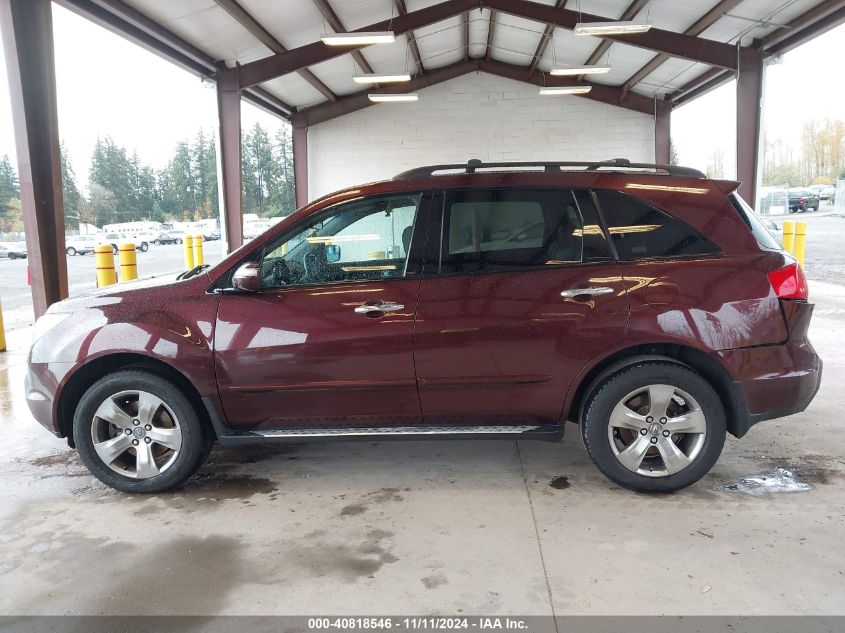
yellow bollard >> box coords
[192,234,204,266]
[94,244,117,287]
[0,296,6,352]
[794,221,807,267]
[183,235,195,269]
[782,221,795,255]
[118,242,138,281]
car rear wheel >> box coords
[581,362,726,493]
[138,242,149,253]
[66,247,77,256]
[73,370,211,493]
[175,238,182,244]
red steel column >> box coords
[654,99,672,164]
[292,121,308,208]
[736,50,764,207]
[216,66,243,252]
[0,0,68,317]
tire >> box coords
[138,242,148,253]
[9,254,17,260]
[153,240,160,245]
[73,369,210,493]
[66,247,77,256]
[175,238,182,244]
[111,244,119,255]
[581,361,726,493]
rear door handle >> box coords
[354,302,404,315]
[560,286,615,298]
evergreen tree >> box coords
[60,145,84,228]
[0,154,19,212]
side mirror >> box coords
[232,261,262,292]
[326,244,341,263]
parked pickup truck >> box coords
[788,189,820,213]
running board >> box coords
[216,424,565,446]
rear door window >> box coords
[440,189,588,274]
[594,190,720,260]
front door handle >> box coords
[354,302,404,315]
[560,286,615,298]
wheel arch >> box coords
[566,343,743,437]
[58,353,218,447]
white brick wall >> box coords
[307,72,656,199]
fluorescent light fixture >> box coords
[573,21,653,36]
[321,31,395,46]
[368,93,419,103]
[550,65,611,76]
[538,86,592,96]
[353,73,412,84]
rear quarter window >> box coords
[594,189,720,260]
[728,192,782,251]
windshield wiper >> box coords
[177,264,210,280]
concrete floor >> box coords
[0,284,844,616]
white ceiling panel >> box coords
[414,15,465,69]
[128,0,267,64]
[238,0,327,50]
[120,0,836,115]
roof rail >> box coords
[393,158,706,180]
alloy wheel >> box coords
[90,389,182,479]
[607,384,707,477]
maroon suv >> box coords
[26,159,821,493]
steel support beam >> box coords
[215,0,336,101]
[485,10,496,60]
[0,0,68,317]
[579,0,650,74]
[528,0,565,75]
[654,100,671,164]
[478,58,655,115]
[762,1,845,58]
[395,0,425,74]
[239,0,475,88]
[736,52,764,206]
[292,60,477,127]
[294,58,656,128]
[622,0,746,96]
[217,67,244,253]
[292,123,308,208]
[486,0,745,70]
[310,0,375,75]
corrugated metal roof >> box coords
[93,0,845,115]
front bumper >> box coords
[25,360,73,437]
[718,301,821,438]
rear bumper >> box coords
[718,301,821,438]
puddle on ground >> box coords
[549,476,570,490]
[714,467,813,496]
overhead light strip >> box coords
[550,65,611,76]
[322,31,396,46]
[538,86,592,96]
[368,93,419,103]
[573,21,652,36]
[353,74,412,84]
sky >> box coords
[0,5,843,185]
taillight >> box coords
[768,263,808,300]
[800,197,806,204]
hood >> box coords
[47,272,210,314]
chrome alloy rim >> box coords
[90,390,182,479]
[607,384,707,478]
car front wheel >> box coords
[66,247,77,256]
[138,242,149,253]
[581,361,726,493]
[73,369,211,493]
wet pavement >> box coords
[0,284,844,615]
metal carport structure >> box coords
[2,0,844,317]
